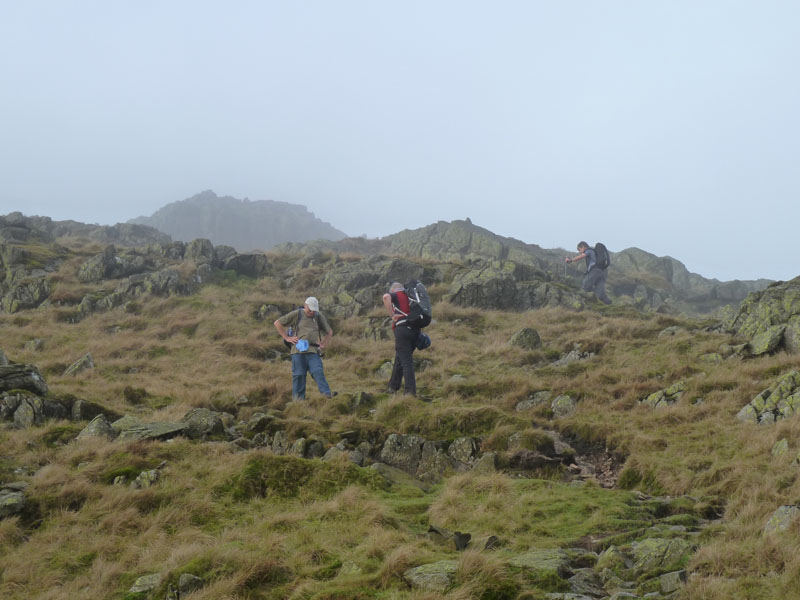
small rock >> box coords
[764,505,800,535]
[0,489,26,518]
[403,560,458,593]
[131,469,160,489]
[63,353,94,377]
[24,339,44,352]
[290,438,308,457]
[128,573,162,594]
[272,431,289,455]
[77,414,118,441]
[551,394,577,418]
[658,326,684,338]
[509,327,542,350]
[471,452,497,474]
[181,407,225,440]
[659,569,687,594]
[178,573,205,594]
[772,439,789,457]
[448,437,478,464]
[515,390,552,412]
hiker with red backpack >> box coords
[565,241,612,305]
[382,280,432,396]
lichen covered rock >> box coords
[737,371,800,424]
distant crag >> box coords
[129,190,347,251]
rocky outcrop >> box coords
[1,274,50,313]
[736,371,800,424]
[727,277,800,353]
[0,364,49,395]
[317,257,429,317]
[77,245,154,282]
[445,260,584,311]
[641,381,687,409]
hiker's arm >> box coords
[566,252,586,264]
[382,293,394,316]
[319,328,333,350]
[274,319,299,344]
[383,293,405,322]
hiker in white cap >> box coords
[274,297,335,400]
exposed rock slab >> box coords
[0,364,48,395]
[403,560,458,593]
[116,421,189,441]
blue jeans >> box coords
[291,352,331,399]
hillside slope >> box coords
[1,228,800,599]
[130,190,347,251]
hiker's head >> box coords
[577,241,589,252]
[304,296,319,315]
[389,282,404,293]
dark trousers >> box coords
[389,325,418,395]
[582,268,612,304]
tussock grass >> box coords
[3,242,800,597]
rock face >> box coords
[727,277,800,353]
[0,364,49,395]
[736,371,800,424]
[445,260,584,311]
[129,190,347,251]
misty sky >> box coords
[2,1,799,282]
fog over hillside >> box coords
[130,190,347,252]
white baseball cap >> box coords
[305,297,319,312]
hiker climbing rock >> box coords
[566,241,612,305]
[274,297,335,400]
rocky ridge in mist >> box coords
[129,190,347,252]
[278,218,771,315]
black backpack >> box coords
[404,279,432,328]
[594,243,611,270]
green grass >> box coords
[2,237,800,599]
